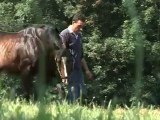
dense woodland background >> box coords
[0,0,160,106]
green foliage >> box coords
[0,73,21,99]
[0,2,16,30]
[15,0,43,24]
[84,34,136,104]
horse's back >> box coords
[0,29,37,72]
[0,30,22,42]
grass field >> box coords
[0,98,160,120]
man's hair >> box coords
[72,13,86,23]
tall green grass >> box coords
[123,0,145,104]
[0,98,160,120]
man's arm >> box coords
[81,58,90,72]
[81,58,94,80]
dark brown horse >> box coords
[0,25,73,99]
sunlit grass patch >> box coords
[1,98,160,120]
[0,98,38,120]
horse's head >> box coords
[36,24,62,49]
[37,24,74,84]
[55,48,74,85]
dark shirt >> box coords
[60,27,83,70]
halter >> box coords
[56,61,69,85]
[55,55,75,84]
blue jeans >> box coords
[67,69,86,102]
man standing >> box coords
[60,13,93,102]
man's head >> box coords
[71,13,86,33]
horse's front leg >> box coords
[21,65,33,100]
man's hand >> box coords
[85,70,94,80]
